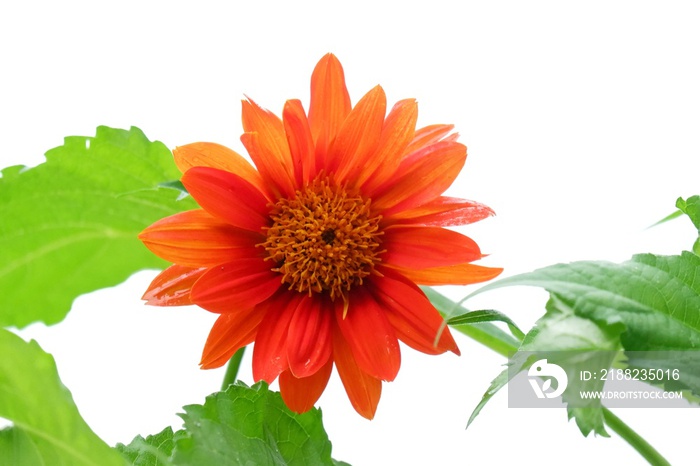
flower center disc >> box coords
[262,176,383,300]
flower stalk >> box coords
[221,346,246,390]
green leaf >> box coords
[446,309,525,340]
[466,295,622,436]
[676,195,700,254]
[648,209,684,229]
[465,251,700,406]
[157,180,189,198]
[466,368,509,429]
[0,126,195,328]
[173,382,335,466]
[423,287,520,358]
[524,295,622,437]
[0,328,124,465]
[0,427,44,466]
[119,382,344,466]
[676,195,700,232]
[116,427,177,466]
[470,252,700,353]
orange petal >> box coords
[200,308,263,369]
[358,99,418,191]
[369,269,459,355]
[283,99,316,185]
[381,226,482,269]
[172,142,269,198]
[404,124,455,155]
[335,288,400,381]
[142,264,206,306]
[286,295,333,378]
[371,141,467,216]
[240,132,296,199]
[182,166,270,233]
[279,359,333,414]
[389,262,503,286]
[190,258,281,313]
[387,196,495,227]
[333,322,382,420]
[241,99,296,197]
[252,291,300,383]
[139,209,262,268]
[308,53,352,159]
[329,85,387,183]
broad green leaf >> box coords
[461,251,700,423]
[173,382,336,466]
[116,427,177,466]
[120,382,344,466]
[468,252,700,356]
[0,328,124,465]
[0,126,195,328]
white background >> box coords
[1,1,699,465]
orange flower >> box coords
[139,54,502,419]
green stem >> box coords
[602,408,671,466]
[427,288,671,466]
[450,323,517,357]
[221,346,246,391]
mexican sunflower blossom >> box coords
[139,54,502,419]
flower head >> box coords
[139,54,502,419]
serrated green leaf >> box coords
[0,126,196,328]
[170,382,339,466]
[527,296,621,437]
[0,328,124,465]
[470,252,700,353]
[466,368,509,429]
[118,384,346,466]
[116,427,176,466]
[465,295,622,436]
[465,251,700,412]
